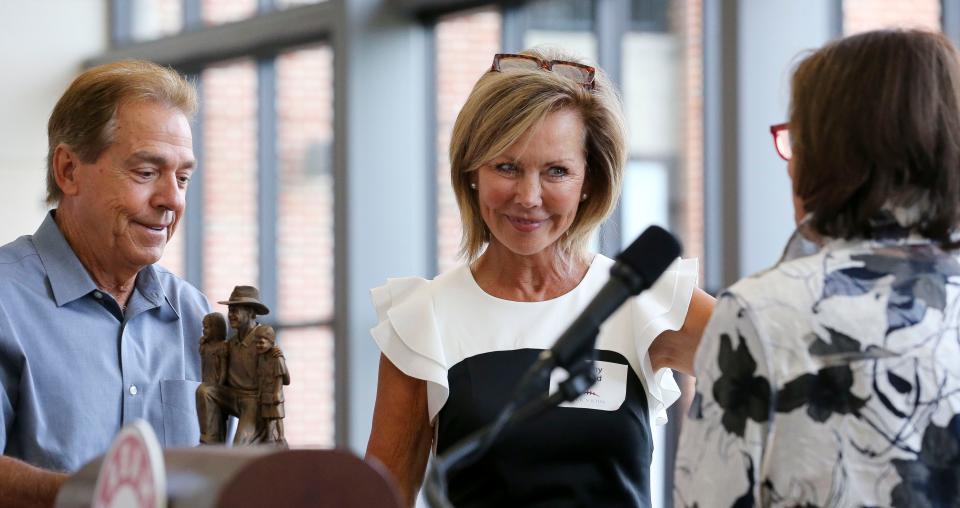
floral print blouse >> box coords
[674,218,960,507]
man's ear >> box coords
[52,143,83,197]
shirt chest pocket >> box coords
[159,379,201,447]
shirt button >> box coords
[93,291,103,299]
[129,385,138,396]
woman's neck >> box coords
[471,241,591,302]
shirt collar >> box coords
[779,210,943,264]
[32,211,99,307]
[33,210,179,319]
[238,322,261,347]
[132,264,181,321]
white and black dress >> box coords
[371,254,698,507]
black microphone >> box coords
[547,225,682,369]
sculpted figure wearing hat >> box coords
[196,285,273,445]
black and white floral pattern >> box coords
[675,222,960,507]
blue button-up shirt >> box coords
[0,212,209,472]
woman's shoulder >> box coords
[370,264,473,316]
[369,268,468,424]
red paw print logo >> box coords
[93,421,166,508]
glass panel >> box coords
[435,7,502,274]
[526,0,593,31]
[130,0,183,42]
[621,2,701,507]
[623,33,678,159]
[621,26,678,264]
[203,0,258,26]
[620,161,670,249]
[630,0,670,32]
[201,59,259,303]
[621,0,703,264]
[276,44,336,447]
[523,0,597,63]
[843,0,941,34]
[277,326,334,445]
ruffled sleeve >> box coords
[630,257,699,425]
[370,277,449,424]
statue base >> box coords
[56,444,401,508]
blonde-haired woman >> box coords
[367,48,714,507]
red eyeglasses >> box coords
[770,123,791,161]
[490,53,596,90]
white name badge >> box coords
[548,360,628,411]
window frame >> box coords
[103,0,340,443]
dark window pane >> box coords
[526,0,593,32]
[630,0,670,32]
[522,1,597,68]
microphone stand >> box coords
[424,348,599,508]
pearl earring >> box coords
[470,182,478,190]
[581,193,588,201]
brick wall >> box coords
[275,45,335,446]
[435,8,502,274]
[201,60,260,308]
[675,0,703,279]
[131,0,182,42]
[844,0,941,34]
[202,0,257,25]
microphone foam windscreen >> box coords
[616,225,682,286]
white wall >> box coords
[0,0,107,244]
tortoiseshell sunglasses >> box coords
[490,53,596,90]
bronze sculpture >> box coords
[253,325,289,447]
[199,313,228,386]
[196,286,289,447]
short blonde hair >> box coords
[46,59,198,204]
[449,48,627,262]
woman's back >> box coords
[676,223,960,507]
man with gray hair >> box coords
[0,60,209,506]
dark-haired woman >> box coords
[675,29,960,507]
